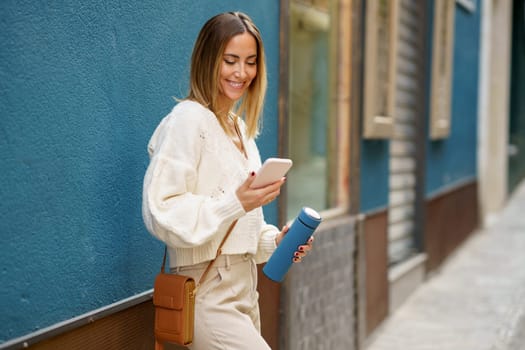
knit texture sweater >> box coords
[142,100,279,267]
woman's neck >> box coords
[216,95,234,119]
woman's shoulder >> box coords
[154,100,216,134]
[169,100,215,123]
[147,100,216,156]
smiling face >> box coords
[216,32,258,113]
[188,12,267,138]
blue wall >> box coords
[0,1,280,341]
[360,140,390,213]
[425,2,481,196]
[360,1,482,211]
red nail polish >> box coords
[251,171,256,176]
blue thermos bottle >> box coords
[263,207,322,282]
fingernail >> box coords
[299,247,304,252]
[251,171,255,176]
[294,252,300,257]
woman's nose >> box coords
[235,63,247,79]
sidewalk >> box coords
[366,180,525,350]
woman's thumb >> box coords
[244,171,257,187]
[241,171,255,188]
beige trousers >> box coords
[172,254,271,350]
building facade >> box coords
[1,0,524,349]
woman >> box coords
[143,12,313,349]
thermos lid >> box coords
[298,207,322,229]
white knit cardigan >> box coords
[142,100,278,267]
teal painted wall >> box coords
[360,140,390,213]
[0,1,280,341]
[360,1,482,211]
[425,1,481,195]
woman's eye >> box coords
[224,59,236,65]
[247,61,257,66]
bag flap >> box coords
[153,273,195,310]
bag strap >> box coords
[196,219,238,288]
[160,219,239,288]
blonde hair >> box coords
[186,12,267,138]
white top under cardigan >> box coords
[142,100,279,267]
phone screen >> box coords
[250,158,293,189]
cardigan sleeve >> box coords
[142,105,246,249]
[254,223,279,264]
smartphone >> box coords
[250,158,293,189]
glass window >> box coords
[287,0,339,218]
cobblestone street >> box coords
[366,180,525,350]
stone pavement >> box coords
[366,180,525,350]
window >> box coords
[363,0,400,139]
[430,0,455,139]
[287,0,351,218]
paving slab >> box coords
[366,181,525,350]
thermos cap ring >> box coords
[303,207,321,220]
[297,207,322,229]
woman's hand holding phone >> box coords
[236,172,285,212]
[236,158,292,212]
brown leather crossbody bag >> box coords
[153,220,237,349]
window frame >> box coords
[429,0,456,139]
[362,0,400,139]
